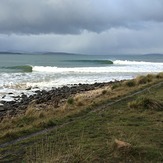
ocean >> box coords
[0,53,163,101]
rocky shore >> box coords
[0,81,116,121]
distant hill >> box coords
[42,52,78,55]
[143,53,163,57]
[0,51,22,54]
[0,51,80,55]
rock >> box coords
[2,95,6,99]
[114,139,131,149]
[26,87,32,90]
[13,95,21,99]
[0,81,115,120]
[0,103,5,111]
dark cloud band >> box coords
[0,0,163,34]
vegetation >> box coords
[124,79,136,87]
[0,73,163,162]
[128,96,163,111]
[67,97,74,105]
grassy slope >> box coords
[0,73,163,162]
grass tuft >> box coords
[111,82,121,90]
[156,72,163,79]
[102,90,107,95]
[67,97,74,105]
[125,79,136,87]
[135,74,155,85]
[2,130,18,140]
[128,96,163,111]
[136,76,149,85]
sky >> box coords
[0,0,163,55]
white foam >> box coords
[114,60,163,65]
[26,75,131,88]
[1,60,163,102]
[33,66,113,73]
[32,63,163,73]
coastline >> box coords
[1,72,163,121]
[0,80,118,120]
[0,73,163,162]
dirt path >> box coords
[0,81,163,148]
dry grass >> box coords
[156,72,163,78]
[24,133,92,163]
[128,96,163,111]
[124,79,136,87]
[1,72,163,162]
[0,73,163,144]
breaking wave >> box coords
[1,60,163,73]
[32,61,163,73]
[67,59,113,64]
[32,66,112,73]
[114,60,163,65]
[3,65,33,72]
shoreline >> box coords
[1,72,163,121]
[0,73,163,162]
[0,80,120,120]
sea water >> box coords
[0,53,163,101]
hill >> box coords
[143,53,163,57]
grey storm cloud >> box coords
[0,0,163,34]
[0,0,163,54]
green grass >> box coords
[24,84,163,162]
[0,73,163,162]
[128,96,163,111]
[67,97,74,105]
[125,79,136,87]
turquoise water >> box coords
[0,53,114,72]
[1,53,163,73]
[0,53,163,101]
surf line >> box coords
[0,81,163,148]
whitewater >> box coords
[0,53,163,101]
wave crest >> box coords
[69,59,113,64]
[113,60,163,65]
[3,65,33,72]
